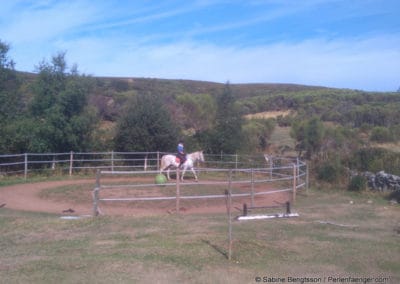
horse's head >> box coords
[190,150,205,163]
[198,150,205,162]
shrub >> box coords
[370,126,392,143]
[316,160,344,183]
[348,175,366,192]
[388,190,400,203]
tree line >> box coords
[0,40,252,156]
[1,39,400,185]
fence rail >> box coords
[0,151,302,179]
[92,158,308,216]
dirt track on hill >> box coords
[0,178,291,216]
[0,179,95,215]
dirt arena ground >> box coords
[0,177,292,217]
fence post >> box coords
[111,151,114,172]
[24,153,28,180]
[286,201,291,214]
[250,168,255,207]
[269,156,273,179]
[292,163,297,204]
[69,151,74,176]
[144,155,147,171]
[176,168,180,214]
[235,154,238,171]
[296,157,300,185]
[93,169,100,216]
[51,156,56,170]
[306,161,309,195]
[157,151,160,171]
[226,170,233,261]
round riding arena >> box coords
[0,154,307,216]
[92,155,307,216]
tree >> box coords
[25,52,96,152]
[241,118,275,153]
[0,40,20,121]
[175,93,216,132]
[291,116,324,159]
[114,93,178,152]
[0,40,23,153]
[370,126,392,143]
[207,83,244,154]
[0,40,15,69]
[30,52,68,116]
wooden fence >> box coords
[0,151,281,179]
[92,157,307,216]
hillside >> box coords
[83,75,400,179]
[1,69,399,184]
[62,75,364,120]
[15,71,400,150]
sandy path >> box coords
[0,179,94,215]
[0,178,291,216]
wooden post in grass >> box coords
[93,170,100,216]
[69,151,74,176]
[157,151,160,171]
[176,168,180,214]
[269,156,273,179]
[250,168,255,207]
[286,201,291,214]
[111,151,114,172]
[292,163,297,204]
[225,170,233,261]
[243,203,248,216]
[306,161,309,195]
[24,153,28,180]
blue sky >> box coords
[1,0,399,91]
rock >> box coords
[361,171,400,192]
[62,208,75,213]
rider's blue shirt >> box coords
[177,143,184,154]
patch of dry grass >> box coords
[0,188,399,283]
[244,110,292,120]
[371,142,400,153]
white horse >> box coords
[160,151,205,181]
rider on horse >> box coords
[176,141,186,168]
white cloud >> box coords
[9,33,400,91]
[58,34,397,91]
[3,1,399,91]
[0,1,102,44]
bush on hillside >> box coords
[388,190,400,203]
[348,175,366,192]
[316,160,344,183]
[370,126,392,143]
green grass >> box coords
[39,184,93,203]
[0,189,399,284]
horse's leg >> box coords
[160,163,170,180]
[166,167,171,180]
[190,166,198,181]
[160,159,167,175]
[181,165,186,181]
